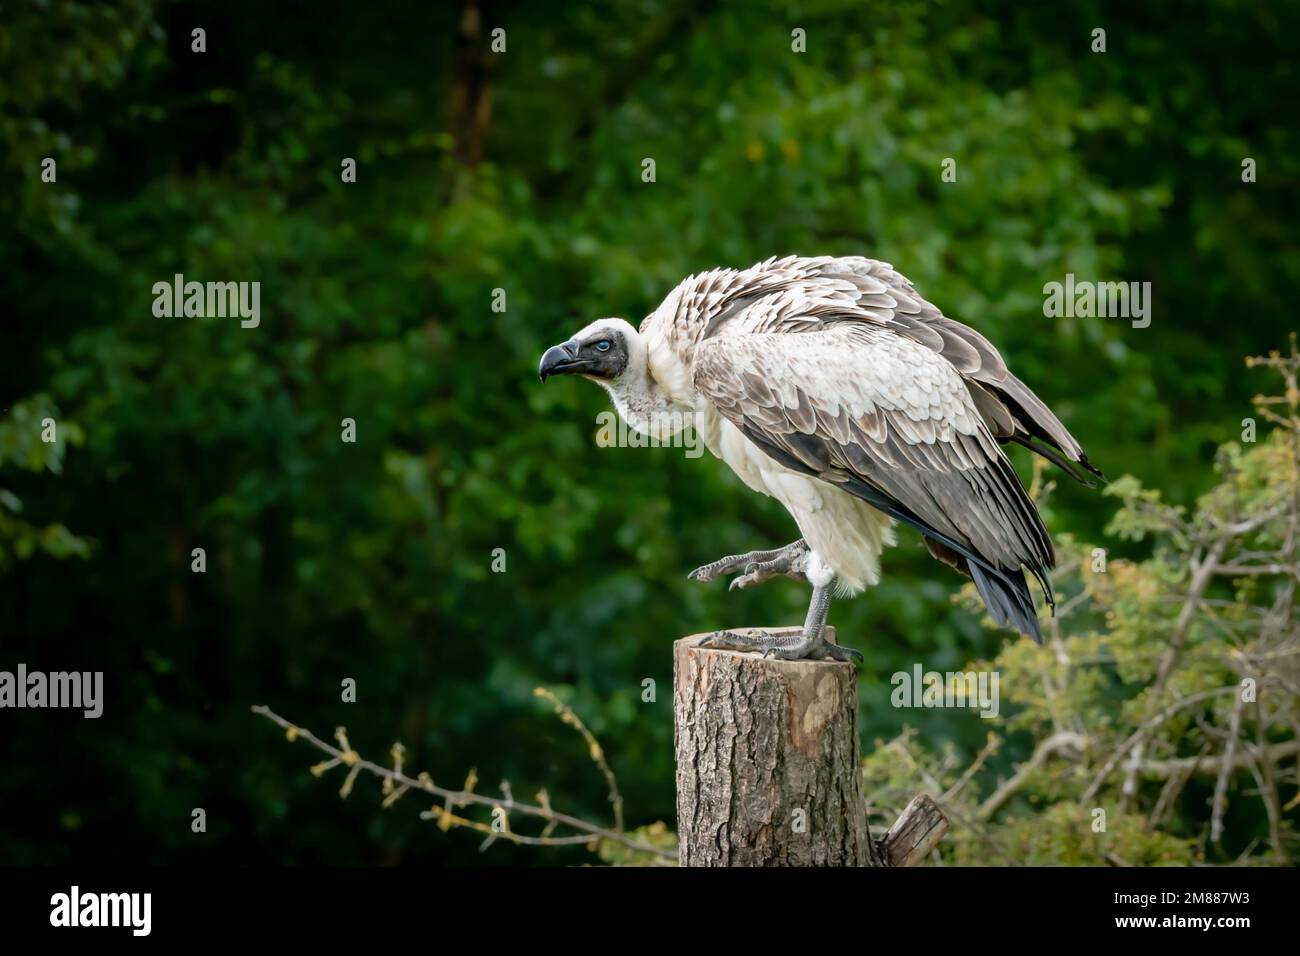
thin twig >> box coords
[251,705,675,861]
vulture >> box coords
[539,255,1101,661]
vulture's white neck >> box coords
[599,335,690,440]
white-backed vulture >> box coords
[540,255,1101,661]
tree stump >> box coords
[673,626,880,866]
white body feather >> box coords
[637,318,897,595]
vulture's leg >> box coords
[689,549,862,662]
[687,538,808,589]
[762,575,861,663]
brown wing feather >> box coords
[811,257,1102,481]
[692,325,1055,590]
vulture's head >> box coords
[538,318,640,385]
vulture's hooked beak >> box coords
[539,340,582,382]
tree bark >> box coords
[673,626,880,866]
[445,0,495,198]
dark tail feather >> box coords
[926,537,1046,643]
[967,562,1043,644]
[1008,434,1106,488]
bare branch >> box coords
[1210,691,1247,843]
[252,705,676,862]
[1083,687,1237,803]
[977,732,1089,820]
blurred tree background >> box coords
[0,0,1296,865]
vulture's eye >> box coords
[595,340,612,352]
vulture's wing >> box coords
[693,322,1054,640]
[732,257,1104,485]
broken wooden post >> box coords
[879,793,949,867]
[673,626,948,867]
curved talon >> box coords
[822,643,863,664]
[689,555,755,583]
[728,564,765,591]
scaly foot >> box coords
[687,539,809,590]
[690,628,862,663]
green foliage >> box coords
[0,0,1296,864]
[0,396,89,568]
